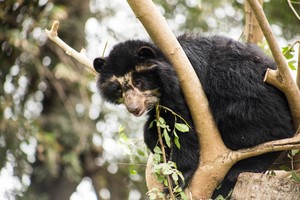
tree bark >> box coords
[231,172,300,200]
[244,0,263,43]
[297,44,300,90]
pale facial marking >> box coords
[135,64,157,72]
[107,72,160,116]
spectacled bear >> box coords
[93,34,295,198]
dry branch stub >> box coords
[45,21,95,73]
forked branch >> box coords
[45,20,95,73]
[246,0,300,128]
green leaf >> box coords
[153,153,161,164]
[214,195,226,200]
[148,193,156,200]
[169,161,177,168]
[163,168,173,175]
[149,120,154,128]
[158,117,166,125]
[163,129,171,148]
[156,117,168,129]
[279,165,291,171]
[281,46,289,54]
[163,178,168,186]
[175,123,189,132]
[118,125,125,133]
[288,60,296,70]
[180,191,189,200]
[129,166,137,175]
[178,171,185,182]
[174,133,181,149]
[155,174,165,183]
[154,146,162,154]
[282,46,294,56]
[137,149,146,156]
[291,149,300,156]
[157,192,165,199]
[291,171,300,182]
[171,173,179,183]
[119,131,128,142]
[284,52,294,60]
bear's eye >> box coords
[134,79,144,89]
[116,88,122,95]
[108,81,122,97]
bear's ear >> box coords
[137,46,156,60]
[93,57,106,73]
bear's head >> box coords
[93,40,163,116]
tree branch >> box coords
[287,0,300,21]
[234,128,300,161]
[45,20,95,73]
[246,0,300,129]
[297,43,300,90]
[126,0,230,198]
[244,0,263,43]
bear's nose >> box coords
[123,89,146,116]
[126,104,140,115]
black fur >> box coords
[94,34,295,198]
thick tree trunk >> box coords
[231,172,300,200]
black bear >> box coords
[93,34,295,198]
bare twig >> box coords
[283,41,300,56]
[287,0,300,21]
[155,105,175,200]
[157,105,190,127]
[45,20,95,73]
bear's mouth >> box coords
[131,107,147,117]
[123,89,159,117]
